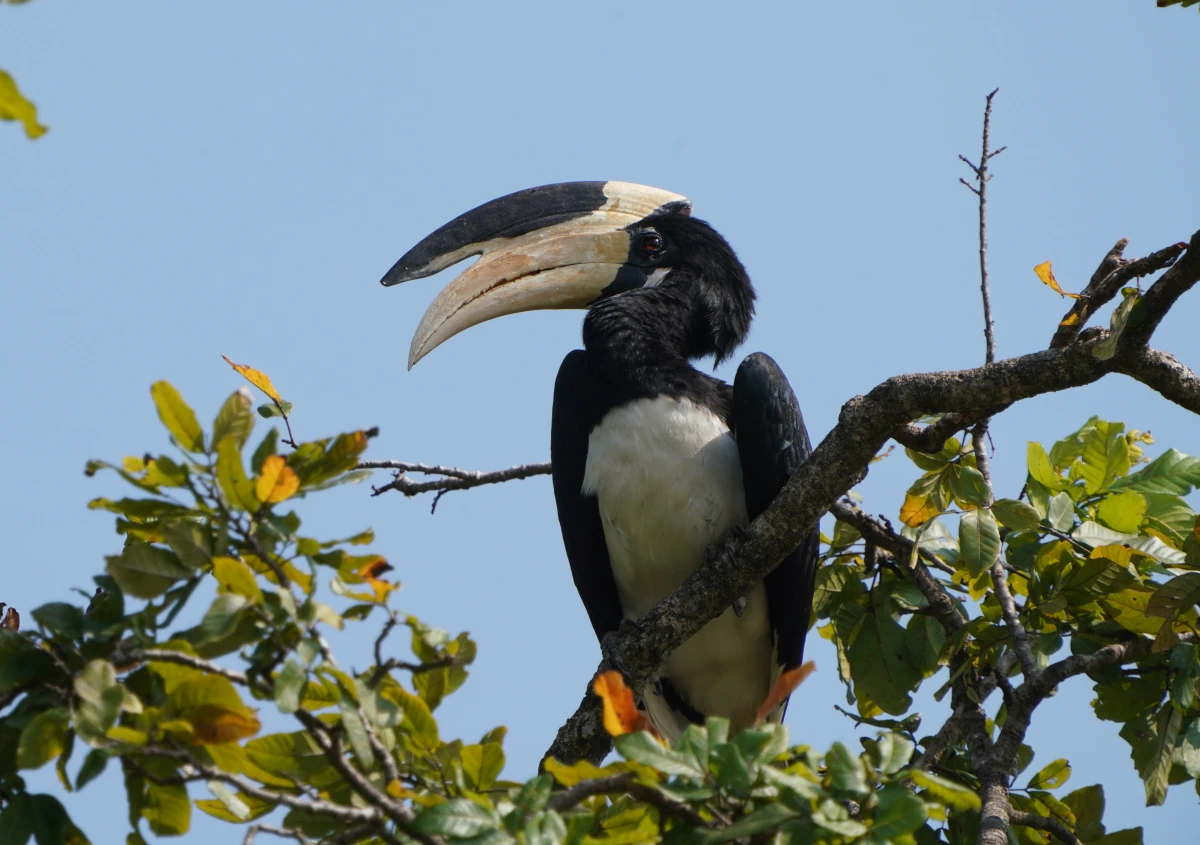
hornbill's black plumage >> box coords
[382,182,820,738]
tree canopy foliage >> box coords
[1,350,1197,844]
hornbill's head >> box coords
[382,181,755,368]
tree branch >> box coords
[544,772,710,828]
[363,461,551,499]
[1049,238,1186,348]
[1008,810,1082,845]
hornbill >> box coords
[381,182,820,739]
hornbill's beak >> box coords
[381,181,690,368]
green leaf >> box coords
[105,543,194,599]
[1062,784,1105,841]
[1076,420,1131,494]
[216,436,259,512]
[461,743,506,790]
[992,498,1042,531]
[74,659,125,742]
[379,682,440,753]
[703,802,797,843]
[1177,718,1200,779]
[1121,704,1181,807]
[848,600,921,715]
[0,793,34,845]
[615,732,706,780]
[336,689,375,770]
[1092,289,1140,361]
[144,779,191,836]
[18,707,70,770]
[1027,758,1071,789]
[908,770,981,811]
[1097,491,1148,534]
[150,380,205,453]
[870,784,928,840]
[958,508,1000,577]
[1048,492,1075,532]
[76,749,109,790]
[414,799,498,838]
[1113,448,1200,496]
[211,388,255,451]
[31,602,85,641]
[250,428,279,475]
[1027,442,1062,490]
[873,732,915,775]
[825,742,868,796]
[1146,573,1200,619]
[712,742,752,797]
[950,465,991,508]
[905,437,962,471]
[0,632,58,691]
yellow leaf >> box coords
[899,492,940,527]
[123,456,146,473]
[593,671,655,738]
[755,661,815,724]
[255,455,300,504]
[542,757,622,787]
[1059,312,1081,328]
[1091,544,1135,567]
[212,556,263,603]
[186,705,261,744]
[222,355,282,404]
[0,69,47,139]
[1033,261,1081,299]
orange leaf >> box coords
[1033,261,1081,299]
[593,671,655,737]
[358,557,397,603]
[1059,312,1081,328]
[899,492,940,527]
[222,355,283,403]
[186,705,261,744]
[755,661,815,725]
[255,455,300,504]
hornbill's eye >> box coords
[636,232,665,261]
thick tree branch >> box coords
[1050,239,1186,348]
[1121,228,1200,348]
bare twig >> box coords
[961,88,1002,365]
[365,461,551,499]
[1008,810,1082,845]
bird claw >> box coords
[732,594,748,617]
[601,618,644,678]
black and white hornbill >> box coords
[381,182,820,739]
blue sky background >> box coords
[3,2,1199,841]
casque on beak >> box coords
[381,181,690,368]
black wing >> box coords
[551,350,624,643]
[733,352,821,672]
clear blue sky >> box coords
[4,2,1198,841]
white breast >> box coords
[582,396,773,736]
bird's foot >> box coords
[600,618,643,678]
[731,594,748,617]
